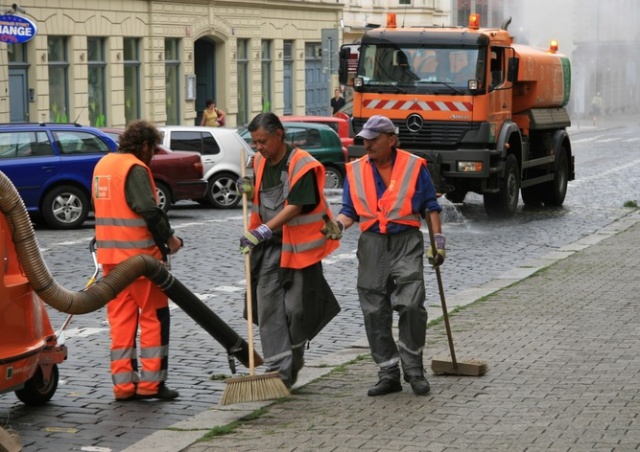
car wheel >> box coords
[155,181,172,212]
[41,185,90,229]
[206,172,241,208]
[325,165,344,189]
[15,364,59,406]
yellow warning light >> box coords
[469,14,480,30]
[387,13,397,28]
[549,40,559,53]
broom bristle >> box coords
[220,371,290,406]
[431,358,488,376]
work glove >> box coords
[426,233,446,266]
[236,176,254,198]
[240,224,272,254]
[320,214,344,240]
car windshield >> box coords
[357,44,484,93]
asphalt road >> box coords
[1,120,638,452]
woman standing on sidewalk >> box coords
[200,100,225,127]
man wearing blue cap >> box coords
[323,115,445,396]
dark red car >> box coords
[280,115,354,149]
[101,128,206,212]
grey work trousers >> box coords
[255,242,306,387]
[356,228,427,381]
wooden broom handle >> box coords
[240,148,255,375]
[425,212,458,368]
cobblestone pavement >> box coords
[1,119,639,451]
[183,214,640,452]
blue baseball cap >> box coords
[356,115,397,140]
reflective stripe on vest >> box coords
[250,148,339,269]
[346,149,423,233]
[93,153,161,264]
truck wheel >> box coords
[15,364,59,406]
[541,146,569,206]
[324,166,344,189]
[483,154,519,218]
[41,185,90,229]
[206,172,241,209]
[155,181,172,212]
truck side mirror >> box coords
[507,57,519,83]
[339,48,350,85]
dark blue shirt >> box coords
[339,150,442,234]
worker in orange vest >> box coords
[92,120,183,402]
[326,115,445,397]
[236,112,340,389]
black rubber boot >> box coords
[367,379,402,396]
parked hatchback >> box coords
[0,123,117,229]
[158,126,255,209]
[101,128,207,212]
[238,122,347,189]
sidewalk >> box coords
[126,210,640,452]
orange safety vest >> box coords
[346,149,424,233]
[249,148,339,269]
[93,153,161,265]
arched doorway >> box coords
[194,38,217,126]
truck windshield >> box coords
[358,45,484,93]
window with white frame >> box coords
[261,40,272,112]
[123,38,141,124]
[165,39,181,125]
[88,37,107,127]
[237,39,249,125]
[48,37,69,123]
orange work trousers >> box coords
[104,265,170,399]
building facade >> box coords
[0,0,343,128]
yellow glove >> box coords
[236,176,254,198]
[321,214,344,240]
[426,233,446,266]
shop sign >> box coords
[0,14,37,44]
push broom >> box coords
[425,213,487,377]
[220,150,290,405]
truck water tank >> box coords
[511,44,571,113]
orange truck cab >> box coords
[339,14,575,217]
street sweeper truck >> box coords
[339,14,574,217]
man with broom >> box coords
[236,112,340,390]
[323,115,445,396]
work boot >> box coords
[405,375,430,396]
[137,383,180,401]
[367,378,402,397]
[291,357,305,387]
[115,393,138,402]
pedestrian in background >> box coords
[590,92,603,127]
[236,112,340,389]
[325,115,445,397]
[330,88,346,115]
[92,120,183,402]
[200,99,225,127]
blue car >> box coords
[0,123,117,229]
